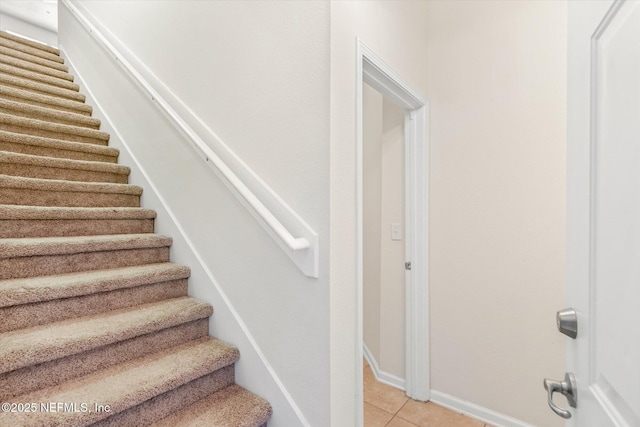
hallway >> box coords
[364,360,492,427]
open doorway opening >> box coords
[363,83,407,389]
[355,40,430,426]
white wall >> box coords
[330,2,429,425]
[0,0,58,47]
[60,1,330,426]
[425,1,567,426]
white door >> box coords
[563,0,640,426]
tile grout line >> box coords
[365,361,485,427]
[384,411,419,427]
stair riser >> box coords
[0,92,92,116]
[0,64,79,92]
[0,140,117,163]
[0,79,85,103]
[0,262,186,307]
[0,218,154,238]
[0,247,169,280]
[93,366,235,427]
[0,163,128,184]
[0,47,68,73]
[0,106,100,129]
[0,187,139,208]
[0,55,72,82]
[152,385,272,427]
[0,319,209,400]
[0,278,189,332]
[0,39,63,65]
[0,123,108,146]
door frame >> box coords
[355,38,430,417]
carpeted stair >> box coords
[0,30,272,427]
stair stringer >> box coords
[58,19,311,427]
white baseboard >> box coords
[363,344,406,392]
[362,347,531,427]
[429,390,536,427]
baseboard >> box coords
[429,390,536,427]
[362,346,531,427]
[363,344,406,391]
[363,343,536,427]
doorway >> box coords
[356,39,429,425]
[362,82,407,389]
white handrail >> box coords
[62,0,310,253]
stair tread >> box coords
[0,204,155,220]
[0,46,68,73]
[0,262,186,307]
[0,62,79,91]
[0,204,156,239]
[0,337,238,426]
[0,233,171,259]
[0,113,108,142]
[0,130,118,158]
[0,37,63,64]
[0,85,92,115]
[0,31,60,56]
[0,98,100,128]
[0,174,142,195]
[0,53,73,82]
[151,384,272,427]
[0,151,127,175]
[0,73,84,102]
[0,296,213,374]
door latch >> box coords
[543,373,577,419]
[556,308,578,339]
[405,262,412,270]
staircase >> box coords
[0,31,272,427]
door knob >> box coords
[543,373,577,419]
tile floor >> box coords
[364,359,495,427]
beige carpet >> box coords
[0,30,271,427]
